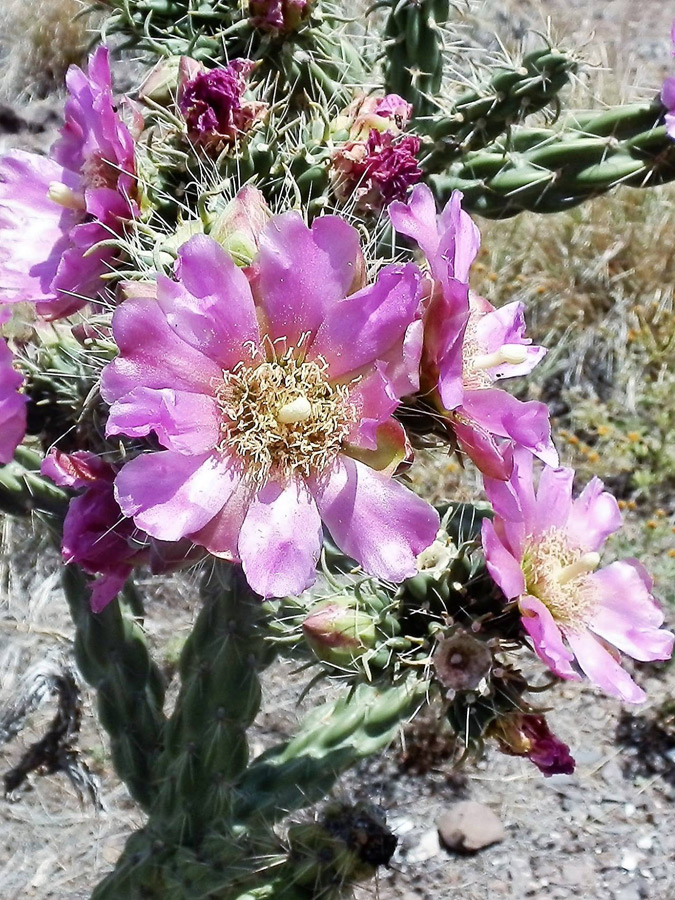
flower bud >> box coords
[208,185,271,265]
[249,0,312,33]
[138,56,183,105]
[303,598,377,667]
[492,714,576,777]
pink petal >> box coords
[312,455,439,582]
[310,262,422,380]
[587,561,674,662]
[0,339,26,463]
[90,572,130,613]
[481,518,526,599]
[0,151,80,305]
[434,301,469,411]
[534,462,574,534]
[662,76,675,113]
[566,476,622,552]
[519,595,579,680]
[254,212,362,348]
[346,365,399,450]
[344,418,409,477]
[189,474,254,560]
[452,410,512,480]
[101,294,222,402]
[114,451,233,541]
[238,478,323,598]
[566,629,646,704]
[389,183,441,262]
[106,387,220,454]
[474,301,547,379]
[437,189,481,283]
[166,235,261,370]
[462,389,558,468]
[379,317,423,398]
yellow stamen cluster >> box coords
[215,348,356,483]
[521,528,599,629]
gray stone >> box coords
[437,801,506,853]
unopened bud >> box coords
[208,185,271,266]
[303,599,376,667]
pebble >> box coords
[406,828,441,864]
[437,801,506,853]
[560,861,595,886]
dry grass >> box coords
[0,0,97,100]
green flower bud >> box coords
[302,598,377,667]
[208,186,271,266]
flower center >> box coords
[521,528,599,630]
[215,346,356,483]
[462,312,528,390]
[82,153,121,191]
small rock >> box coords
[615,887,640,900]
[561,861,595,885]
[406,828,441,864]
[620,851,640,872]
[636,834,653,851]
[437,801,505,853]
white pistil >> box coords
[276,395,312,424]
[473,343,529,371]
[47,182,86,211]
[556,552,601,586]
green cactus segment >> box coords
[99,0,365,104]
[383,0,451,118]
[0,447,68,518]
[234,679,426,823]
[62,566,167,810]
[429,100,675,217]
[151,563,267,838]
[422,48,578,167]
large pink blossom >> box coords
[0,47,138,319]
[663,22,675,140]
[42,450,149,612]
[389,184,556,479]
[0,309,26,464]
[481,448,674,703]
[101,212,439,598]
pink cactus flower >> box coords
[42,449,149,612]
[663,22,675,139]
[494,713,575,777]
[340,93,413,141]
[389,184,555,479]
[0,310,26,464]
[481,447,674,703]
[249,0,310,32]
[0,48,138,320]
[101,211,439,598]
[331,131,422,213]
[178,59,266,152]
